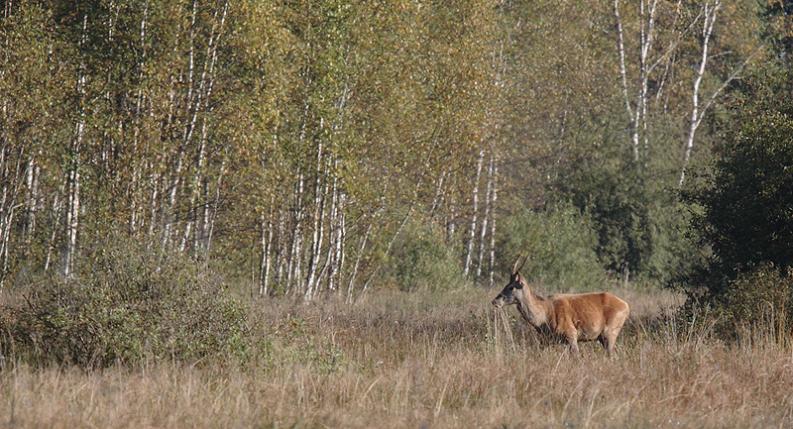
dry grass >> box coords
[2,286,793,428]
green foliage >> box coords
[549,110,703,286]
[496,204,606,291]
[714,263,793,334]
[678,70,793,337]
[685,70,793,292]
[0,0,779,302]
[553,123,654,280]
[385,219,466,292]
[0,240,250,368]
[643,199,703,286]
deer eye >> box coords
[514,282,523,289]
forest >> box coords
[1,1,793,427]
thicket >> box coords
[682,69,793,334]
[385,220,466,292]
[496,205,606,291]
[0,239,249,368]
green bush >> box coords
[684,263,793,338]
[716,264,793,330]
[680,70,793,335]
[496,204,606,291]
[685,89,793,282]
[385,219,466,292]
[0,240,250,368]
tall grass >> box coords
[2,286,792,428]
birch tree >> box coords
[678,0,758,187]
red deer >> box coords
[491,256,630,355]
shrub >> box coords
[385,219,466,292]
[496,204,606,291]
[680,70,793,337]
[713,263,793,336]
[0,240,250,368]
[685,95,793,282]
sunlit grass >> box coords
[1,286,791,428]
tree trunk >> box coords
[613,0,658,163]
[347,222,372,304]
[63,14,89,277]
[44,187,64,272]
[0,146,25,286]
[477,153,495,279]
[204,158,225,258]
[331,192,346,295]
[489,161,498,287]
[287,173,305,294]
[23,155,39,248]
[464,149,485,277]
[275,208,286,287]
[304,139,326,300]
[680,1,720,187]
[259,207,273,296]
[613,0,638,160]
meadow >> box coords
[2,286,792,429]
[2,2,792,428]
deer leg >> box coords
[568,337,580,355]
[604,306,629,357]
[564,327,580,355]
[598,335,608,351]
[606,328,621,356]
[599,327,621,357]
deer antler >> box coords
[512,254,528,274]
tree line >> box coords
[0,0,789,298]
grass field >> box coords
[2,286,792,428]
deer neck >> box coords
[516,287,551,328]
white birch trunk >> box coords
[638,0,658,156]
[259,207,273,296]
[0,147,25,284]
[429,169,446,220]
[347,222,372,304]
[44,188,64,272]
[321,167,340,295]
[304,139,325,300]
[23,155,39,247]
[446,200,456,243]
[477,153,495,278]
[489,162,498,287]
[197,177,208,252]
[63,14,88,277]
[614,0,657,162]
[287,173,305,293]
[179,2,226,253]
[614,0,638,160]
[329,194,347,292]
[680,1,720,187]
[147,170,160,241]
[463,149,485,277]
[275,208,286,286]
[204,158,225,257]
[130,0,149,235]
[163,0,201,251]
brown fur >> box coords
[492,273,630,355]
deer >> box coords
[491,256,630,355]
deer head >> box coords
[492,255,528,308]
